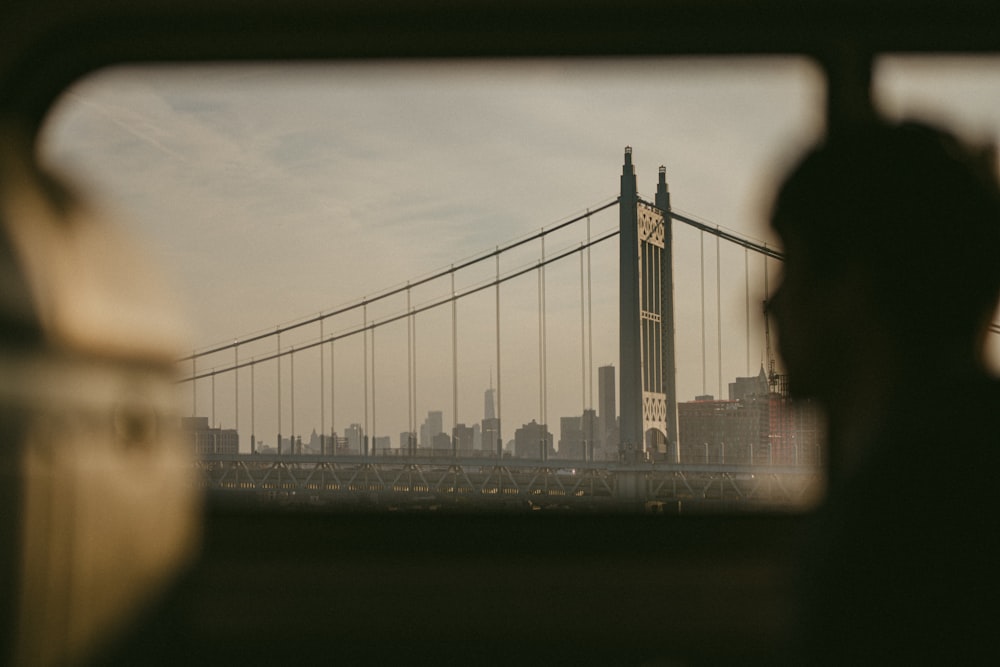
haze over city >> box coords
[38,57,1000,451]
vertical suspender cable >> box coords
[250,359,255,453]
[587,212,594,461]
[412,304,418,453]
[277,330,282,454]
[586,213,593,407]
[363,302,368,456]
[407,284,413,455]
[234,343,239,440]
[541,234,548,461]
[495,247,502,456]
[542,236,547,438]
[372,326,376,455]
[538,249,543,452]
[211,371,216,428]
[764,246,770,371]
[717,232,722,399]
[700,232,707,396]
[330,339,337,454]
[320,319,325,454]
[191,354,196,417]
[290,346,295,452]
[451,268,457,442]
[580,244,586,419]
[745,247,750,376]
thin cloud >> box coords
[41,58,824,448]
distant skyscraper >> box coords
[428,410,443,438]
[484,383,496,420]
[420,410,443,447]
[482,377,500,456]
[598,365,616,447]
[482,416,501,456]
[344,423,363,454]
[399,431,416,452]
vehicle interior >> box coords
[3,1,1000,665]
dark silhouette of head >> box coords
[769,120,1000,402]
[773,120,1000,666]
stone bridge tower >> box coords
[619,147,678,460]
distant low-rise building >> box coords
[183,416,239,455]
[481,416,501,455]
[559,416,582,459]
[432,431,451,450]
[678,375,821,465]
[678,398,758,464]
[514,420,553,459]
[729,367,770,401]
[453,423,474,453]
[558,411,597,460]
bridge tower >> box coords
[619,147,678,460]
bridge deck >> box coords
[198,455,823,509]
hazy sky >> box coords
[38,56,1000,450]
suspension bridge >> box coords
[183,148,824,508]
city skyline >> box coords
[40,59,1000,449]
[41,59,823,449]
[189,362,788,460]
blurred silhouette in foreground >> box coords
[769,120,1000,664]
[0,131,199,667]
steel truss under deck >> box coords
[198,454,821,509]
